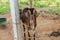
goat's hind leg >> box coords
[23,24,26,31]
[22,23,26,40]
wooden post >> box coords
[29,0,34,8]
[10,0,22,40]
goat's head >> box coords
[19,8,30,24]
[23,8,30,17]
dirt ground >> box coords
[0,13,60,40]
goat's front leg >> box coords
[22,23,26,40]
[33,13,37,30]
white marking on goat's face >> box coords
[28,10,31,15]
[32,9,36,19]
[25,12,29,17]
[24,10,30,18]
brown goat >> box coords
[19,8,38,40]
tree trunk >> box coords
[30,0,34,8]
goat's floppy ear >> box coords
[33,9,37,13]
[33,9,39,17]
[33,9,37,14]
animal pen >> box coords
[0,0,60,40]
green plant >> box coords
[0,0,60,15]
[0,2,10,14]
